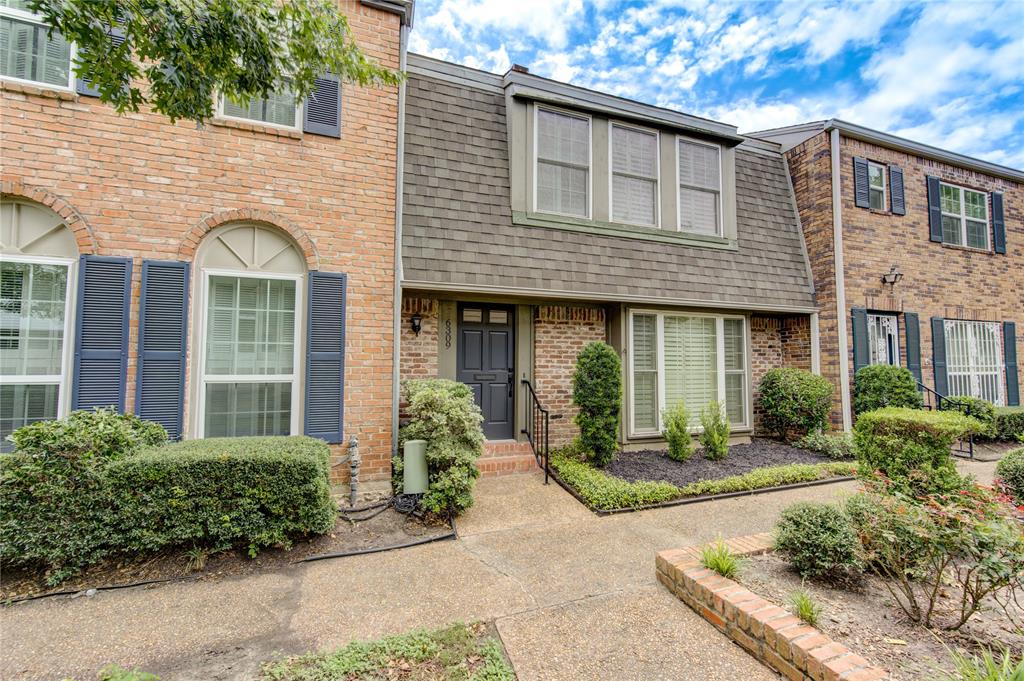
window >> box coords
[940,183,989,249]
[610,123,659,227]
[220,87,300,130]
[867,162,886,211]
[0,0,73,89]
[629,311,747,436]
[867,313,899,366]
[677,138,722,236]
[535,107,590,217]
[944,320,1005,405]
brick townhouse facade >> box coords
[0,0,412,485]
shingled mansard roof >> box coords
[401,55,817,313]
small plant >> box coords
[662,401,694,462]
[700,538,744,579]
[796,431,855,460]
[185,547,208,573]
[788,588,822,627]
[941,395,997,437]
[99,664,159,681]
[571,342,622,467]
[758,368,834,441]
[699,400,730,461]
[996,447,1024,506]
[938,646,1024,681]
[853,364,923,415]
[774,502,861,579]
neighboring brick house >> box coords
[0,0,412,486]
[399,56,818,472]
[752,120,1022,428]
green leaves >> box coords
[758,368,834,441]
[571,342,622,467]
[853,364,923,415]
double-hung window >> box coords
[677,138,722,236]
[867,162,886,211]
[0,0,73,89]
[535,107,590,218]
[867,313,899,366]
[220,87,301,131]
[944,320,1004,405]
[610,123,659,227]
[940,183,989,249]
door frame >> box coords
[456,302,516,440]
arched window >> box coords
[192,223,306,438]
[0,199,79,442]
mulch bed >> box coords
[2,508,451,602]
[605,438,833,487]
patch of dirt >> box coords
[2,507,451,602]
[605,438,834,487]
[740,552,1024,680]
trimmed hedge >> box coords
[572,342,622,467]
[758,368,834,440]
[676,462,855,497]
[996,447,1024,506]
[796,431,855,460]
[853,365,923,414]
[992,406,1024,442]
[940,395,996,437]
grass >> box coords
[938,646,1024,681]
[259,622,514,681]
[700,539,745,579]
[788,588,822,627]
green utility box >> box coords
[403,439,428,495]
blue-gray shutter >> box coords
[136,261,189,439]
[72,255,132,411]
[889,165,905,215]
[992,192,1006,255]
[904,312,922,385]
[927,176,943,243]
[931,317,948,396]
[1005,321,1019,406]
[304,271,346,443]
[853,157,870,209]
[76,27,126,97]
[303,74,341,138]
[851,307,869,373]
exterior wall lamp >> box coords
[881,265,903,290]
[410,313,422,336]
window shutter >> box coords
[136,261,189,439]
[72,255,132,411]
[992,192,1006,255]
[851,307,869,373]
[889,165,905,215]
[1005,321,1019,406]
[931,317,949,396]
[305,271,346,443]
[927,176,943,243]
[904,312,922,384]
[303,74,341,138]
[853,157,870,209]
[76,27,126,97]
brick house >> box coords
[0,0,412,486]
[398,56,819,473]
[752,120,1022,428]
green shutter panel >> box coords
[136,261,189,440]
[72,255,132,411]
[853,157,870,209]
[305,271,346,443]
[992,192,1006,255]
[851,307,869,373]
[303,74,341,138]
[76,26,126,97]
[1005,321,1019,406]
[889,165,905,215]
[904,312,922,384]
[927,176,943,242]
[931,317,949,396]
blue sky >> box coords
[408,0,1024,168]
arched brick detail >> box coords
[1,178,98,254]
[178,209,320,271]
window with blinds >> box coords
[944,320,1005,405]
[535,107,590,217]
[678,138,722,236]
[0,1,72,88]
[221,87,299,130]
[611,124,659,227]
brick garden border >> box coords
[656,534,889,681]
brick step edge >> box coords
[656,534,890,681]
[477,454,539,477]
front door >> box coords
[457,304,514,440]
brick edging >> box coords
[656,534,889,681]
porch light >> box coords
[410,314,422,336]
[881,265,903,289]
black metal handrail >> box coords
[521,378,550,483]
[917,381,974,459]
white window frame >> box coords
[0,4,76,92]
[195,268,303,438]
[867,313,900,366]
[867,161,886,211]
[940,182,989,250]
[216,90,303,133]
[627,309,748,438]
[532,104,593,219]
[944,319,1005,406]
[675,135,723,237]
[608,120,660,228]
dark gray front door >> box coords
[457,304,514,440]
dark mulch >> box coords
[605,438,832,487]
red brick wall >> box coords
[399,297,438,382]
[751,314,814,433]
[0,0,402,480]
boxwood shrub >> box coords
[758,368,834,441]
[940,395,997,437]
[852,365,923,414]
[993,407,1024,442]
[996,447,1024,506]
[572,342,622,467]
[774,502,861,579]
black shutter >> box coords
[303,74,341,138]
[305,271,346,443]
[1006,321,1019,406]
[853,157,870,209]
[992,192,1006,254]
[136,261,189,439]
[927,176,943,243]
[851,307,869,373]
[73,255,132,411]
[889,165,905,215]
[931,317,948,396]
[904,312,922,385]
[76,27,126,97]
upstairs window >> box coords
[867,162,886,211]
[535,107,590,218]
[940,182,988,249]
[677,138,722,236]
[220,87,300,131]
[611,123,659,227]
[0,0,72,89]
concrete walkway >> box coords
[1,460,997,681]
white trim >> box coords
[532,104,593,220]
[867,160,886,211]
[0,5,76,92]
[830,129,852,432]
[215,91,303,133]
[608,120,660,228]
[810,312,821,376]
[938,181,990,250]
[675,134,723,237]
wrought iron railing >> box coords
[917,381,974,459]
[521,378,550,483]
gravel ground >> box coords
[605,438,832,487]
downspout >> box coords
[829,128,852,431]
[391,21,409,455]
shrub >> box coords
[758,368,834,440]
[773,502,860,579]
[992,406,1024,442]
[796,431,855,460]
[788,589,822,627]
[399,379,484,516]
[996,447,1024,506]
[699,400,730,461]
[99,665,159,681]
[938,647,1024,681]
[852,365,923,414]
[854,407,980,495]
[662,401,694,462]
[571,342,622,467]
[676,462,855,497]
[941,395,997,437]
[548,454,680,510]
[700,539,744,578]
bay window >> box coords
[677,137,722,236]
[940,183,989,249]
[944,320,1004,405]
[611,123,659,227]
[0,0,73,89]
[535,106,591,218]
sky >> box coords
[408,0,1024,168]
